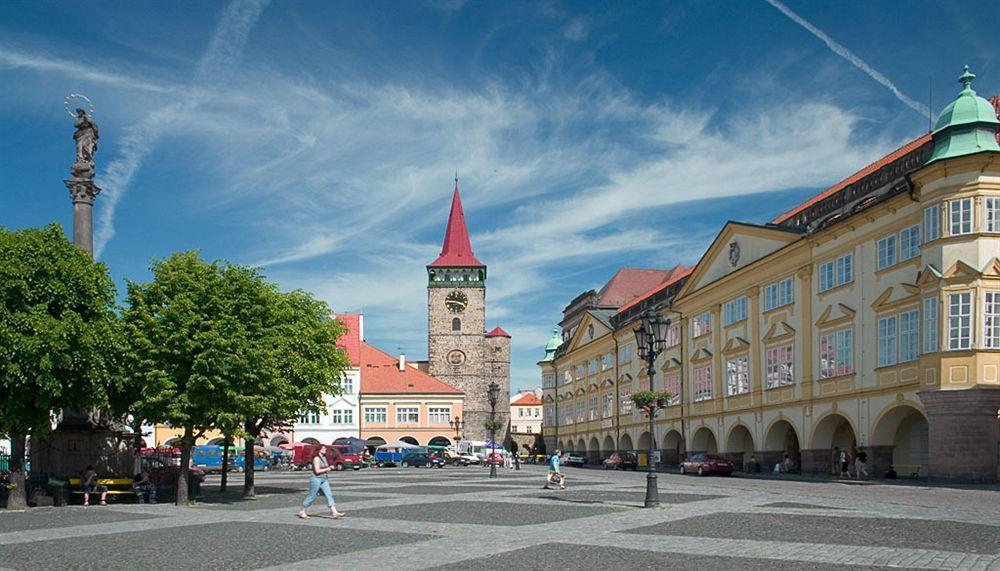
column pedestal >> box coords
[918,387,1000,483]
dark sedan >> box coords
[680,453,733,476]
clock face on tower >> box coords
[445,290,468,314]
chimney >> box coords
[399,354,406,371]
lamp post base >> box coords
[644,470,659,508]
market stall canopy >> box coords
[378,440,421,450]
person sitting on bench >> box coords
[80,465,108,506]
[132,470,157,504]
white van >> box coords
[456,440,488,460]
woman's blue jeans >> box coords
[303,475,336,509]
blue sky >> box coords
[1,1,997,391]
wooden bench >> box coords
[892,464,922,479]
[67,478,136,503]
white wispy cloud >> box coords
[0,47,172,93]
[764,0,930,119]
[93,0,271,257]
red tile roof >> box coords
[770,134,933,225]
[428,182,485,267]
[596,267,678,307]
[359,342,463,395]
[616,265,693,314]
[335,313,361,367]
[485,326,511,338]
[511,393,541,406]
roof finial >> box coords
[959,65,976,92]
[454,170,459,186]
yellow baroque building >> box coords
[541,69,1000,482]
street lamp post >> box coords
[450,416,463,444]
[487,381,500,479]
[633,309,671,509]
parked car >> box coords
[400,452,442,468]
[326,445,362,471]
[141,457,206,490]
[458,453,480,466]
[602,452,639,471]
[484,451,505,466]
[564,454,586,468]
[680,453,733,476]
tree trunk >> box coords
[220,434,230,493]
[176,427,192,506]
[242,420,256,499]
[5,430,28,510]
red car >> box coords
[326,446,362,471]
[485,452,505,466]
[680,454,733,476]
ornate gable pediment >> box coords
[721,336,751,356]
[678,222,801,297]
[762,321,796,344]
[576,386,586,396]
[871,284,920,312]
[916,264,943,286]
[690,347,714,363]
[617,373,633,385]
[815,303,856,329]
[543,394,554,403]
[588,382,599,393]
[661,357,682,372]
[942,260,981,280]
[600,377,615,388]
[981,258,1000,277]
[562,312,612,354]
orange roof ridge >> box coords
[359,342,463,394]
[511,393,541,406]
[616,265,693,314]
[771,134,932,225]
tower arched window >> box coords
[452,317,461,331]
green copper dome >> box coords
[541,328,562,362]
[928,66,1000,164]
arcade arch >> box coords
[871,404,929,469]
[690,426,718,454]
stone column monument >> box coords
[65,102,102,255]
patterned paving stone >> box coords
[0,521,431,570]
[430,543,869,571]
[0,507,163,533]
[349,485,519,495]
[349,500,624,526]
[622,512,1000,554]
[761,502,850,510]
[532,490,726,505]
[193,492,392,511]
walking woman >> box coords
[297,444,345,520]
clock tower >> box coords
[427,179,510,442]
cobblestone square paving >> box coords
[1,465,999,570]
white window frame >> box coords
[588,396,598,421]
[819,328,853,379]
[819,253,853,292]
[876,234,897,270]
[692,312,712,337]
[617,345,632,364]
[899,225,921,261]
[693,366,713,402]
[364,406,386,424]
[924,204,940,242]
[899,309,919,363]
[764,278,793,311]
[877,315,898,367]
[620,389,632,414]
[765,344,794,388]
[602,393,613,418]
[576,400,584,423]
[948,292,972,350]
[342,376,354,395]
[724,297,747,325]
[986,197,1000,232]
[984,291,1000,349]
[428,407,451,424]
[922,297,938,354]
[396,406,419,424]
[663,373,680,406]
[725,356,750,396]
[666,324,681,347]
[950,198,973,236]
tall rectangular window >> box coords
[544,407,553,426]
[724,297,747,325]
[666,324,681,347]
[364,407,386,424]
[877,316,898,367]
[836,253,853,286]
[663,373,680,405]
[543,374,555,388]
[574,364,585,379]
[899,225,921,261]
[876,235,897,270]
[587,359,597,375]
[819,328,853,378]
[948,292,972,350]
[342,377,354,394]
[588,396,598,421]
[330,409,343,424]
[765,277,793,311]
[765,344,794,388]
[602,393,613,418]
[396,406,419,424]
[601,353,612,370]
[562,370,573,385]
[924,204,940,241]
[950,198,973,235]
[617,345,632,363]
[984,291,1000,349]
[819,260,835,292]
[726,357,750,396]
[922,297,938,354]
[576,401,584,423]
[899,310,920,362]
[692,312,712,336]
[819,254,853,292]
[693,366,713,402]
[986,197,1000,232]
[620,389,632,414]
[428,407,451,424]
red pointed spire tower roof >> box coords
[429,180,485,268]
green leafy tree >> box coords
[0,224,118,510]
[532,433,547,457]
[120,251,244,505]
[239,287,349,498]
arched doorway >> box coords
[763,419,800,472]
[690,426,718,454]
[618,433,633,452]
[269,435,289,447]
[364,436,386,453]
[399,436,419,446]
[588,437,600,464]
[810,413,857,475]
[301,437,321,445]
[637,432,655,466]
[557,440,566,452]
[602,435,615,458]
[726,425,755,471]
[428,436,452,447]
[661,430,683,466]
[872,405,929,477]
